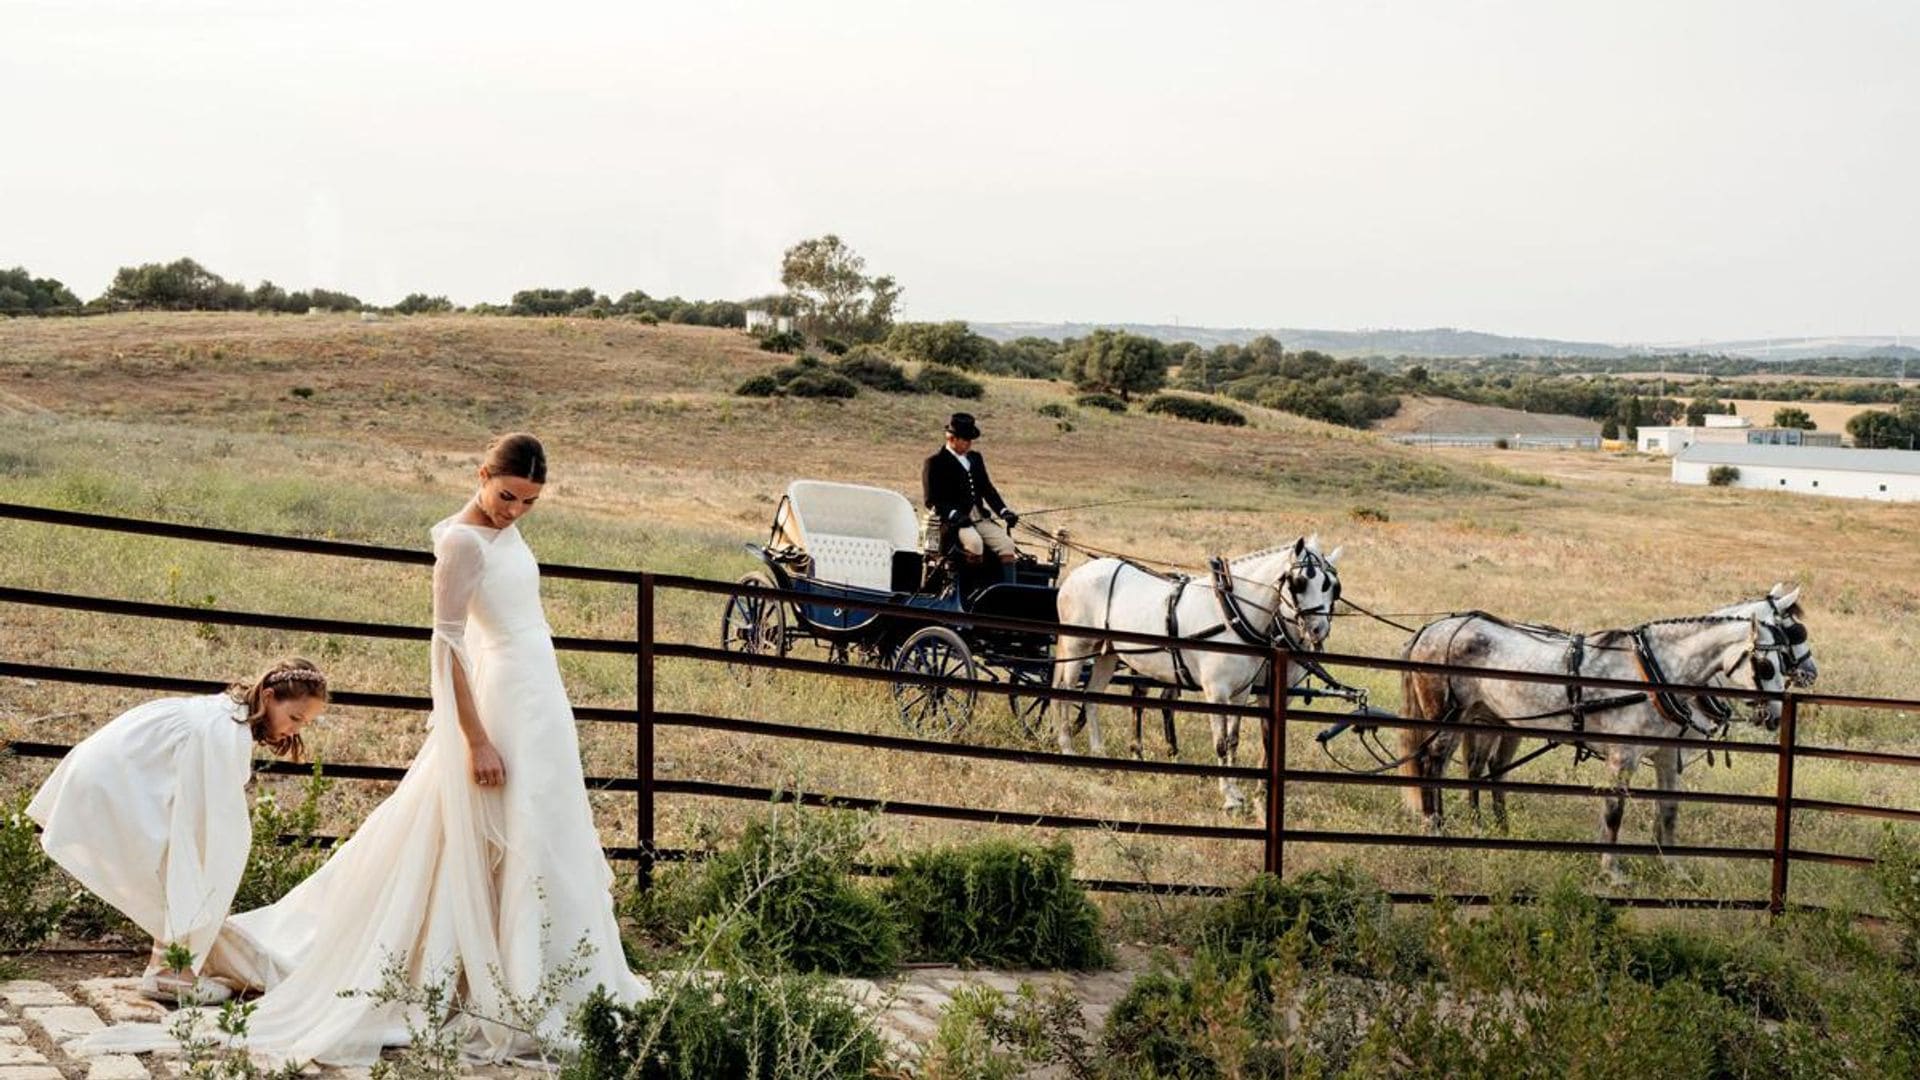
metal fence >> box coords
[3,500,1916,915]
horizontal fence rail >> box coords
[4,500,1919,913]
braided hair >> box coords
[228,657,329,761]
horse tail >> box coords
[1398,623,1452,816]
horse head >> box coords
[1276,534,1343,649]
[1762,583,1815,687]
[1711,613,1792,730]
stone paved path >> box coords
[1,952,1151,1077]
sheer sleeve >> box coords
[427,526,486,733]
[432,527,486,655]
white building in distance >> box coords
[1673,443,1920,501]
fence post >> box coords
[636,572,657,891]
[1769,694,1799,917]
[1264,648,1289,877]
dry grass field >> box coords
[3,313,1918,919]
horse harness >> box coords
[1100,548,1350,701]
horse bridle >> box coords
[1274,548,1340,646]
[1761,594,1816,687]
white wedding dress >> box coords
[83,515,649,1066]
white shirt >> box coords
[947,447,972,472]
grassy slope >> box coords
[1,313,1916,911]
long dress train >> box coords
[82,516,648,1066]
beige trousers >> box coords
[957,512,1017,560]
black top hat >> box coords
[945,412,981,440]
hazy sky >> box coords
[4,0,1915,343]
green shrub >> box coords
[1874,824,1920,965]
[1197,867,1388,973]
[1708,464,1741,486]
[884,840,1110,969]
[818,336,850,356]
[1143,394,1246,426]
[1349,505,1389,523]
[756,329,806,354]
[233,765,334,912]
[1624,927,1813,1020]
[0,793,69,949]
[780,370,860,399]
[831,350,914,393]
[1035,403,1069,419]
[679,809,900,976]
[567,976,887,1080]
[915,366,985,399]
[636,311,660,326]
[734,374,780,397]
[1075,392,1126,413]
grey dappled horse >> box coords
[1399,602,1796,883]
[1461,585,1815,833]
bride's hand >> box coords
[470,741,507,788]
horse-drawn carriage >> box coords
[720,480,1063,737]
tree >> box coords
[885,321,995,369]
[1773,407,1816,430]
[779,235,900,343]
[1685,397,1726,425]
[1060,329,1168,402]
[0,266,81,314]
[1623,395,1646,440]
[1848,408,1917,449]
[103,257,248,311]
[1601,416,1620,440]
[394,293,453,314]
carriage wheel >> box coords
[720,572,787,681]
[1005,666,1052,742]
[891,626,977,738]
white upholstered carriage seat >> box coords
[778,480,922,592]
[805,534,898,591]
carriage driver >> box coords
[922,412,1021,581]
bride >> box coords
[88,433,650,1066]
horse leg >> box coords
[1652,746,1685,873]
[1599,752,1637,887]
[1083,654,1116,756]
[1128,683,1148,760]
[1211,698,1246,814]
[1485,735,1520,834]
[1161,687,1180,759]
[1054,640,1107,754]
[1464,734,1492,829]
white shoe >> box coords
[139,972,234,1006]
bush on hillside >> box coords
[832,349,915,393]
[1036,403,1069,419]
[735,374,780,397]
[1075,392,1127,413]
[757,330,807,354]
[1143,394,1246,426]
[1708,465,1740,486]
[782,370,861,399]
[884,840,1109,969]
[915,366,985,399]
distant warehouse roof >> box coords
[1675,442,1920,475]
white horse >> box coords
[1461,584,1815,831]
[1053,536,1343,811]
[1399,602,1796,884]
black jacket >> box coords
[922,447,1008,527]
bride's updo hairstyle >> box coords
[484,433,547,483]
[229,657,328,761]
